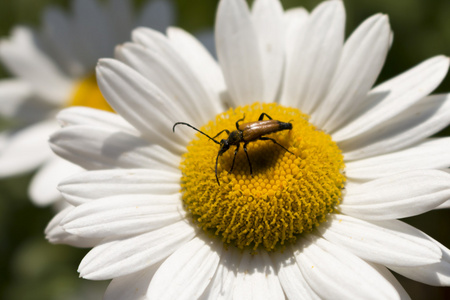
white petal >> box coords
[233,251,284,300]
[272,248,321,300]
[29,156,82,206]
[45,206,100,247]
[318,214,441,266]
[62,193,186,238]
[369,263,411,300]
[333,56,450,142]
[104,266,159,300]
[312,14,391,132]
[346,138,450,181]
[115,37,220,124]
[251,0,284,102]
[58,168,180,205]
[340,170,450,220]
[167,27,227,104]
[0,132,7,152]
[78,220,196,280]
[283,5,309,105]
[0,79,50,122]
[96,58,189,153]
[0,26,73,104]
[283,7,308,53]
[0,79,31,118]
[194,28,217,58]
[147,236,223,300]
[436,200,450,209]
[342,93,450,160]
[215,0,264,106]
[106,0,133,44]
[0,119,57,177]
[284,7,308,23]
[56,106,136,133]
[136,0,176,32]
[388,234,450,286]
[280,0,345,114]
[71,0,115,66]
[49,125,180,172]
[295,236,402,299]
[200,246,242,300]
[42,6,86,77]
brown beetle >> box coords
[173,113,293,185]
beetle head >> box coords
[219,139,230,155]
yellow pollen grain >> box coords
[180,103,346,252]
[67,73,114,112]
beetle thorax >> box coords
[227,130,243,145]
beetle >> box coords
[173,113,293,185]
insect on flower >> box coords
[173,113,294,185]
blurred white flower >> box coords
[47,0,450,298]
[0,0,176,207]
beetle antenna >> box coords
[173,122,220,145]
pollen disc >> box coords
[180,103,345,251]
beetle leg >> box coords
[229,143,240,174]
[215,152,221,185]
[243,142,253,176]
[213,129,230,139]
[259,136,293,154]
[235,114,246,130]
[258,113,273,121]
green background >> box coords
[0,0,450,299]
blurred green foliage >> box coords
[0,0,449,299]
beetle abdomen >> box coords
[278,122,292,130]
[241,120,291,141]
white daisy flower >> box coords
[0,0,176,207]
[47,0,450,298]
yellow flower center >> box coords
[67,73,114,112]
[180,103,345,251]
